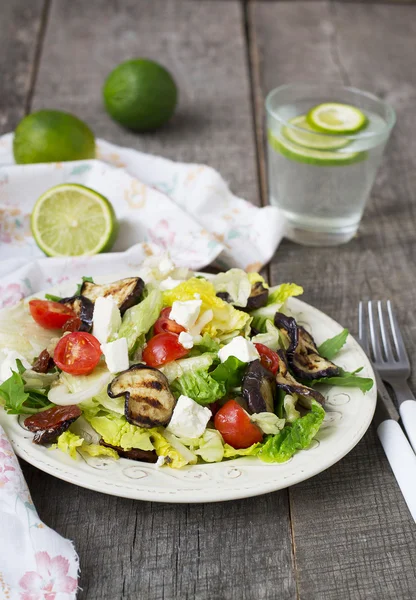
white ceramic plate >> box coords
[0,275,376,503]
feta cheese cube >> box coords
[0,349,31,383]
[155,456,166,468]
[101,337,129,374]
[159,277,184,291]
[218,336,259,364]
[170,299,202,330]
[178,331,194,349]
[166,395,211,439]
[92,296,121,344]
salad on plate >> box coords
[0,257,373,469]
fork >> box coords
[359,301,416,521]
[363,300,416,453]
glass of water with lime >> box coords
[266,83,396,246]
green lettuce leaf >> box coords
[170,370,226,405]
[210,356,246,390]
[311,368,373,393]
[86,413,154,451]
[251,283,303,332]
[0,369,52,415]
[250,412,285,434]
[56,431,84,459]
[152,430,197,468]
[160,352,217,384]
[284,394,301,423]
[118,288,163,353]
[223,443,262,458]
[187,333,220,356]
[44,293,62,302]
[251,321,282,351]
[258,400,325,463]
[318,329,349,360]
[194,429,224,463]
[80,443,119,460]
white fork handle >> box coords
[377,419,416,522]
[400,400,416,454]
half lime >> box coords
[282,115,349,150]
[268,129,366,166]
[31,184,118,256]
[307,102,367,134]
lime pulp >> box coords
[282,115,350,150]
[307,103,368,134]
[31,184,118,256]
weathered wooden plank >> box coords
[250,1,416,598]
[21,1,296,599]
[0,0,46,133]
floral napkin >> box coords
[0,133,284,598]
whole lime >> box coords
[13,110,96,164]
[103,58,178,131]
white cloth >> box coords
[0,133,284,597]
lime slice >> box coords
[31,184,118,256]
[283,115,349,150]
[268,129,367,166]
[307,103,367,134]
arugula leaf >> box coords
[318,329,349,360]
[0,370,53,415]
[45,293,62,302]
[311,368,373,393]
[75,276,94,296]
[210,356,246,390]
[15,358,27,375]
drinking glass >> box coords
[265,83,396,246]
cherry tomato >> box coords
[29,299,76,330]
[154,307,186,336]
[54,332,102,375]
[254,343,280,375]
[142,332,189,367]
[214,399,263,449]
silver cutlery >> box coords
[359,301,416,521]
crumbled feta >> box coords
[218,336,260,364]
[92,296,121,344]
[178,331,194,349]
[159,277,184,291]
[155,456,166,468]
[101,337,129,374]
[166,395,212,439]
[170,299,202,330]
[0,349,31,383]
[159,257,175,275]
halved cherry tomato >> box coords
[29,299,76,330]
[153,307,186,336]
[254,343,280,375]
[142,332,189,367]
[214,399,263,449]
[54,332,102,375]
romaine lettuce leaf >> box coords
[211,268,252,307]
[170,370,226,405]
[86,413,154,451]
[56,431,84,460]
[194,429,224,463]
[210,356,246,390]
[247,273,268,288]
[250,412,285,434]
[223,443,262,458]
[80,443,119,460]
[152,429,197,468]
[258,400,325,463]
[284,394,301,423]
[162,277,250,338]
[251,321,282,351]
[318,329,349,360]
[160,352,217,384]
[188,333,220,356]
[118,288,163,353]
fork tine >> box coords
[358,301,369,353]
[387,300,409,363]
[368,300,382,361]
[377,301,394,361]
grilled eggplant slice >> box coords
[24,405,81,445]
[242,359,276,413]
[216,291,233,303]
[245,282,269,312]
[80,277,144,314]
[59,295,94,332]
[274,313,339,380]
[99,440,157,463]
[275,350,325,407]
[108,364,176,428]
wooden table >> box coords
[2,1,416,598]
